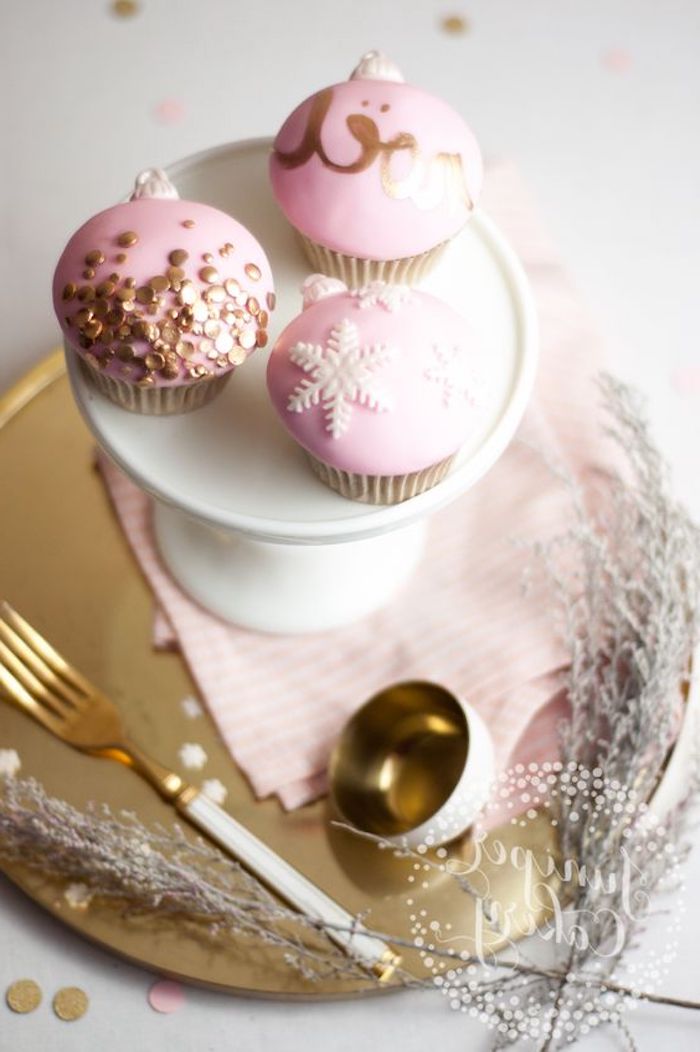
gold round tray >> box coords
[0,353,560,999]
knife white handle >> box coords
[178,790,398,979]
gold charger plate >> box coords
[0,353,561,999]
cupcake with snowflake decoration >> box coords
[266,275,487,504]
[53,169,274,414]
[269,50,483,286]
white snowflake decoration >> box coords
[287,318,395,439]
[350,282,413,312]
[201,778,228,805]
[178,742,208,770]
[425,344,480,408]
[180,695,203,719]
[0,748,21,778]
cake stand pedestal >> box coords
[66,139,538,634]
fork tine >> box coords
[0,602,92,701]
[0,661,64,733]
[0,610,90,706]
[0,638,71,718]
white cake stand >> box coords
[66,139,538,633]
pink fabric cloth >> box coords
[98,161,607,810]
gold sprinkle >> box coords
[83,267,96,280]
[96,280,116,298]
[257,309,269,328]
[75,308,94,326]
[136,285,156,304]
[169,248,189,266]
[202,252,214,263]
[124,276,136,288]
[167,265,185,283]
[441,13,470,35]
[256,329,268,348]
[84,319,103,340]
[176,340,196,359]
[245,262,261,281]
[182,219,195,228]
[247,296,260,315]
[161,323,179,344]
[204,284,226,303]
[145,351,165,371]
[192,301,209,322]
[204,319,221,338]
[215,331,234,353]
[115,252,127,264]
[199,265,219,284]
[178,283,197,306]
[266,291,276,311]
[106,308,125,328]
[116,286,136,302]
[189,364,209,379]
[77,285,95,302]
[85,249,105,267]
[92,299,108,318]
[162,363,180,380]
[117,345,135,362]
[219,242,235,257]
[6,979,42,1014]
[62,283,77,301]
[224,278,240,297]
[239,329,256,350]
[228,347,247,366]
[117,230,139,247]
[149,275,170,293]
[138,375,155,387]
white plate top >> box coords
[67,139,538,544]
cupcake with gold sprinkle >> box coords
[53,168,275,414]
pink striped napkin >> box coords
[98,161,607,810]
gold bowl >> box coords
[329,681,495,848]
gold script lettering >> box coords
[274,87,473,212]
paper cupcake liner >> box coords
[306,453,457,504]
[297,233,449,288]
[77,355,231,415]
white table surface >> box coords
[1,1,699,1048]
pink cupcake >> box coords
[266,275,487,504]
[53,169,275,414]
[269,50,483,286]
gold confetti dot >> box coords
[169,248,188,266]
[117,230,139,247]
[112,0,139,17]
[440,13,470,35]
[244,262,261,281]
[62,283,77,301]
[266,291,276,311]
[6,979,42,1014]
[182,219,196,228]
[115,252,127,264]
[149,275,170,293]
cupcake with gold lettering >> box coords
[53,169,274,414]
[269,51,483,285]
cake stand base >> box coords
[154,502,428,633]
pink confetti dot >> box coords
[670,365,700,397]
[600,47,632,74]
[154,98,185,125]
[148,979,186,1014]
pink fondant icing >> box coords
[266,278,486,476]
[269,54,483,261]
[53,180,274,387]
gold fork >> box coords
[0,601,398,980]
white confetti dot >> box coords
[178,742,208,770]
[201,778,227,805]
[0,748,21,778]
[181,696,203,719]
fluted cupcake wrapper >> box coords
[306,452,457,505]
[296,233,449,288]
[77,354,231,415]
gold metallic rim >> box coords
[0,349,65,429]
